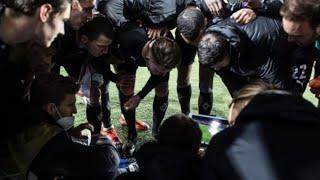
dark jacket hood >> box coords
[237,92,320,124]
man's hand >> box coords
[231,8,256,24]
[309,75,320,98]
[69,123,94,138]
[124,95,141,110]
[147,26,168,39]
[204,0,225,16]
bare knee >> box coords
[120,85,134,96]
[155,82,169,97]
[177,65,192,87]
[118,73,135,96]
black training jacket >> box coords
[123,0,210,28]
[122,0,283,28]
[206,16,314,93]
[123,0,179,28]
[97,0,129,27]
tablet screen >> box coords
[190,113,228,136]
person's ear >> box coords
[199,28,204,39]
[80,35,89,44]
[39,4,53,22]
[180,33,191,44]
[193,29,205,46]
[43,103,56,116]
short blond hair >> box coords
[151,37,182,70]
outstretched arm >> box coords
[124,73,170,110]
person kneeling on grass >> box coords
[4,73,119,179]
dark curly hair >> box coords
[198,31,229,66]
[159,114,202,154]
[177,6,205,42]
[30,73,79,107]
[79,16,115,41]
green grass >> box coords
[69,61,318,145]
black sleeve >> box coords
[227,0,283,16]
[258,58,286,89]
[217,68,248,96]
[214,0,283,18]
[124,0,177,28]
[97,0,128,27]
[193,0,213,18]
[107,70,118,83]
[196,0,246,18]
[137,73,170,99]
[255,0,284,16]
[30,132,120,178]
[227,0,246,12]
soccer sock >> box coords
[177,85,191,115]
[86,104,101,133]
[119,90,137,141]
[152,95,168,137]
[101,92,112,128]
[198,92,213,115]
